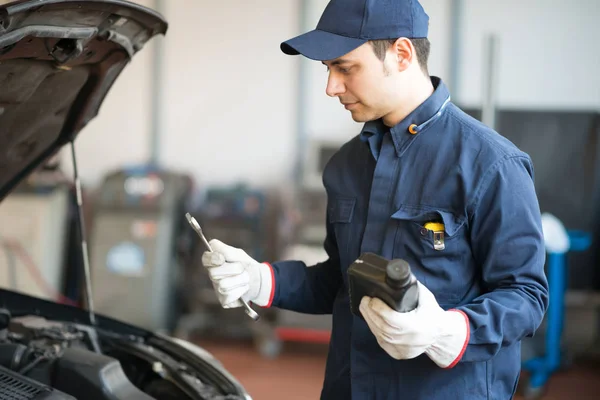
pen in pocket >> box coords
[424,222,445,251]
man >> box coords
[201,0,549,398]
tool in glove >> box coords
[185,213,260,321]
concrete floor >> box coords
[195,337,600,400]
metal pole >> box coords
[70,141,96,326]
[294,0,310,185]
[448,0,463,100]
[481,34,499,129]
[150,0,165,167]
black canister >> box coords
[348,253,419,318]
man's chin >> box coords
[349,112,371,123]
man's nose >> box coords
[326,73,345,97]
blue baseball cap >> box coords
[281,0,429,61]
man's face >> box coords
[322,42,400,123]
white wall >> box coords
[61,0,599,189]
[63,0,298,189]
[158,0,298,188]
[458,0,600,110]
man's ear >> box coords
[391,37,414,72]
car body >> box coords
[0,1,251,399]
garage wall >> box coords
[63,0,298,189]
[62,0,599,189]
[158,0,298,188]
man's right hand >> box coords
[201,239,274,308]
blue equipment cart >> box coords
[521,230,592,398]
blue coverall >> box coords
[267,77,550,399]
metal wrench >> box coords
[185,213,260,321]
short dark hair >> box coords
[369,38,430,75]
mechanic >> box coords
[201,0,550,398]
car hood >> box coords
[0,0,167,201]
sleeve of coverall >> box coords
[455,155,550,362]
[264,209,343,314]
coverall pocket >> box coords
[390,205,470,304]
[328,196,356,262]
[328,196,355,224]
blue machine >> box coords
[521,230,592,398]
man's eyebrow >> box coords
[322,59,353,66]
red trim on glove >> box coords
[445,309,470,369]
[263,262,275,308]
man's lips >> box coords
[343,102,359,110]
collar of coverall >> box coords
[360,76,451,158]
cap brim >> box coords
[280,29,367,61]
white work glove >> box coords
[201,239,274,308]
[359,282,470,368]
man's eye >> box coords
[324,66,351,74]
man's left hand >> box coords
[359,282,470,368]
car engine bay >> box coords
[0,309,245,400]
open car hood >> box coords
[0,0,167,201]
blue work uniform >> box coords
[267,77,549,399]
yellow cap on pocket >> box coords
[424,222,444,232]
